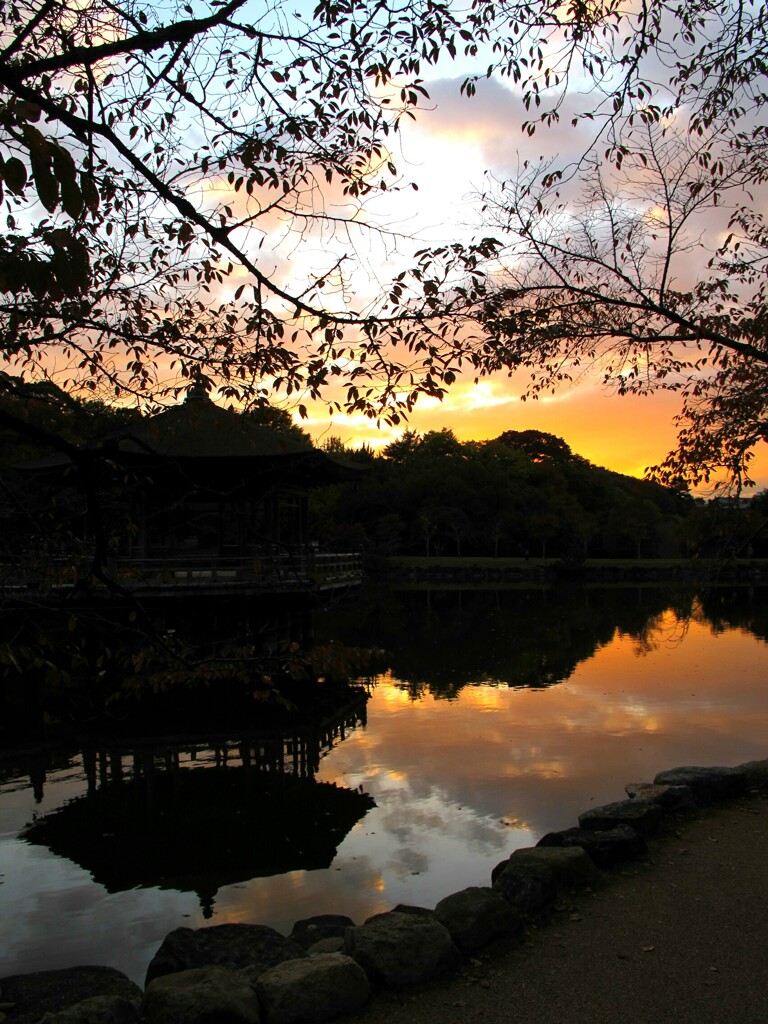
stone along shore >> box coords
[3,760,767,1024]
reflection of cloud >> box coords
[393,848,430,878]
[212,858,392,935]
[320,615,768,853]
[502,760,566,779]
[0,849,195,985]
[380,802,447,840]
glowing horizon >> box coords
[303,378,768,492]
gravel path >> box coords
[346,791,768,1024]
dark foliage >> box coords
[311,428,695,560]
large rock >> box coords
[30,996,139,1024]
[434,887,524,951]
[343,911,459,988]
[492,860,557,914]
[145,925,305,987]
[0,967,141,1024]
[143,966,260,1024]
[510,845,601,887]
[389,904,433,918]
[288,916,354,951]
[255,954,369,1024]
[306,938,344,956]
[625,782,696,810]
[736,759,768,790]
[653,765,748,803]
[537,824,646,868]
[578,798,663,835]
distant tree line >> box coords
[313,429,768,561]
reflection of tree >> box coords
[313,584,768,700]
[316,585,705,699]
[695,587,768,644]
[0,587,374,742]
[624,607,694,657]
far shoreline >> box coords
[380,555,768,583]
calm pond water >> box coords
[1,584,767,984]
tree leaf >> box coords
[80,173,100,213]
[31,160,59,212]
[3,157,28,193]
[60,174,84,219]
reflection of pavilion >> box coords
[22,698,373,918]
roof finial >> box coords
[185,371,211,403]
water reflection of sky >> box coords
[1,602,767,985]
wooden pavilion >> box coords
[3,389,364,597]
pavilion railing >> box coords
[0,550,363,595]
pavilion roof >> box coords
[116,390,313,459]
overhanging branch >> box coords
[4,0,248,79]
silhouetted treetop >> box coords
[311,425,695,560]
[496,430,575,464]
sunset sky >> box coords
[11,3,766,492]
[296,70,768,492]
